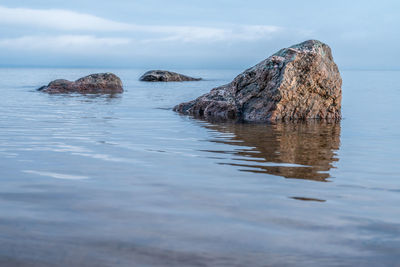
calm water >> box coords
[0,68,399,266]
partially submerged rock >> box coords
[174,40,342,122]
[38,73,123,94]
[139,70,201,82]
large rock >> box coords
[140,70,201,82]
[174,40,342,122]
[38,73,123,94]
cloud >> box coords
[0,5,314,68]
[0,35,131,53]
[0,26,284,55]
[0,5,283,43]
[0,6,132,31]
[147,25,282,43]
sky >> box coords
[0,0,399,69]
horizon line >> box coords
[0,65,399,72]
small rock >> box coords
[174,40,342,122]
[38,73,123,94]
[139,70,201,82]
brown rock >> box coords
[174,40,342,122]
[139,70,201,82]
[38,73,123,94]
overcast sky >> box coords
[0,0,398,69]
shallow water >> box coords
[0,68,399,266]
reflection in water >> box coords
[47,92,122,104]
[290,197,326,202]
[204,122,341,181]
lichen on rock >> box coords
[174,40,342,122]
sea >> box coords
[0,68,399,266]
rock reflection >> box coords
[205,122,341,181]
[290,197,326,202]
[47,92,122,103]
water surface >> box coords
[0,68,399,266]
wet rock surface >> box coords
[174,40,342,122]
[38,73,123,94]
[140,70,201,82]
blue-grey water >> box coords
[0,68,399,266]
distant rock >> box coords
[139,70,201,82]
[174,40,342,122]
[38,73,123,94]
